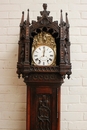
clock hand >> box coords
[43,46,45,57]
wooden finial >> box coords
[60,10,63,25]
[26,9,30,25]
[66,13,69,28]
[43,3,47,10]
[20,11,24,26]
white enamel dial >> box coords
[32,45,55,66]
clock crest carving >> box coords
[17,3,72,130]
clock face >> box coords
[32,45,55,66]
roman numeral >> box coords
[35,58,38,61]
[34,55,38,57]
[35,51,38,53]
[49,58,52,61]
[50,55,53,57]
[38,60,41,64]
[47,60,49,63]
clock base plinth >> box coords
[26,85,61,130]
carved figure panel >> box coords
[37,94,51,130]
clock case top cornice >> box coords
[17,3,72,84]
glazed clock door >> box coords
[26,86,60,130]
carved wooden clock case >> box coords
[17,3,71,130]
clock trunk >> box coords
[26,86,60,130]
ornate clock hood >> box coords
[17,3,71,82]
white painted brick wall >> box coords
[0,0,87,130]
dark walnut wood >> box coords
[17,3,72,130]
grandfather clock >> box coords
[17,3,71,130]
